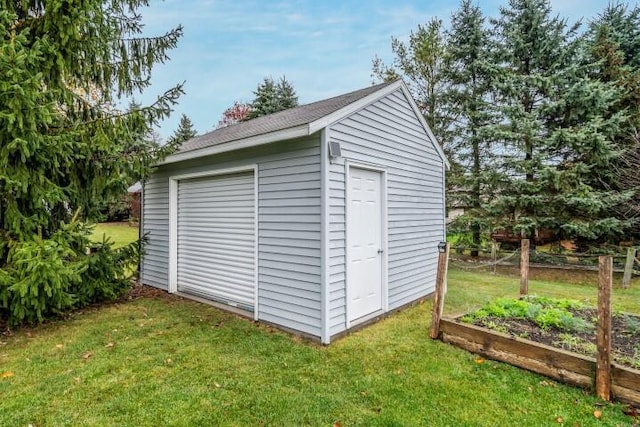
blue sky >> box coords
[138,0,621,139]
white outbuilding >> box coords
[140,79,448,344]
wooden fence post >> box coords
[491,242,498,274]
[430,242,450,339]
[596,255,613,401]
[622,247,636,289]
[520,239,530,296]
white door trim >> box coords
[168,164,259,320]
[344,161,388,329]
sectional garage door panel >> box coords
[177,172,255,310]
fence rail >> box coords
[449,243,639,278]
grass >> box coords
[91,222,139,248]
[2,227,639,425]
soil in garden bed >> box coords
[469,308,640,369]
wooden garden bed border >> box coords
[439,318,640,405]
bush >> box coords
[0,220,139,326]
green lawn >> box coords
[1,235,639,425]
[91,222,139,248]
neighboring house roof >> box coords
[127,181,142,193]
[162,79,449,168]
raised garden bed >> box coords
[438,296,640,405]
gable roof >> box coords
[161,80,449,168]
[180,81,391,154]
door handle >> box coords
[377,249,384,254]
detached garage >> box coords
[141,79,449,344]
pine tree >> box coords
[444,0,496,256]
[587,4,640,237]
[246,76,298,119]
[275,76,298,111]
[488,0,632,246]
[0,1,183,323]
[168,114,198,145]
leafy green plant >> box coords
[463,296,593,333]
[622,314,640,335]
[554,333,597,354]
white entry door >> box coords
[347,166,384,322]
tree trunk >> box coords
[470,105,481,258]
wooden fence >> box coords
[430,241,640,404]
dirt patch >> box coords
[469,308,640,369]
[123,282,172,300]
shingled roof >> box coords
[178,80,394,154]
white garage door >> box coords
[176,171,256,311]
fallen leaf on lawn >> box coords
[593,410,602,419]
[474,357,485,364]
[165,358,172,365]
[214,382,221,388]
[0,371,14,378]
[82,351,93,360]
[333,422,342,427]
[105,342,115,348]
[624,405,639,417]
[55,344,63,349]
[555,416,564,423]
[74,377,81,383]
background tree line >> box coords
[373,0,640,253]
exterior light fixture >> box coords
[438,242,447,253]
[328,141,342,159]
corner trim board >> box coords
[320,129,330,344]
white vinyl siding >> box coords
[141,176,170,289]
[327,89,445,336]
[177,172,255,310]
[141,137,322,337]
[258,143,322,336]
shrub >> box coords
[0,220,139,326]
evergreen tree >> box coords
[275,76,298,111]
[0,1,183,323]
[168,114,198,145]
[487,0,632,246]
[587,4,640,236]
[444,0,496,256]
[246,76,298,119]
[372,18,453,147]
